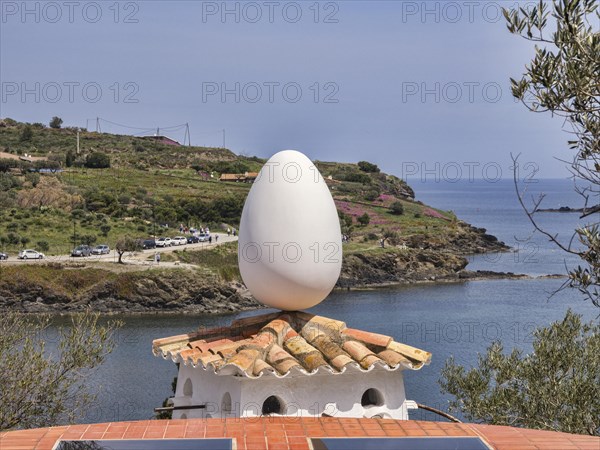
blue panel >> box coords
[56,439,233,450]
[311,437,490,450]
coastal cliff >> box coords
[338,221,509,287]
[0,265,260,314]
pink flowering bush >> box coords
[336,200,387,225]
[423,207,448,220]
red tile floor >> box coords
[1,418,599,450]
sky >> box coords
[0,1,578,181]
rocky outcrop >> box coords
[337,221,510,287]
[338,250,469,287]
[0,270,261,314]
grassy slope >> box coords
[0,120,455,260]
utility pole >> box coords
[96,117,100,132]
[185,123,191,146]
[76,128,80,155]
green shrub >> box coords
[19,125,33,142]
[100,225,111,237]
[84,152,110,169]
[343,172,371,184]
[358,161,380,173]
[357,213,370,226]
[36,240,49,252]
[390,201,404,215]
[49,117,63,129]
[363,189,380,202]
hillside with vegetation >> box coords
[0,118,509,312]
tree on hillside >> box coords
[65,149,75,167]
[441,311,600,436]
[338,210,354,236]
[0,312,121,430]
[357,212,370,227]
[115,236,141,264]
[19,125,33,142]
[0,158,20,173]
[49,116,63,129]
[390,201,404,215]
[80,235,97,246]
[85,152,111,169]
[441,0,600,435]
[36,241,49,252]
[505,0,600,308]
[100,225,111,237]
[358,161,380,173]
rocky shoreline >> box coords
[0,270,262,314]
[0,222,559,314]
[337,221,510,288]
[0,267,562,314]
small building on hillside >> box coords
[219,172,258,183]
[153,311,430,420]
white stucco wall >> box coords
[171,364,412,420]
[171,364,242,419]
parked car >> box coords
[173,236,187,246]
[198,233,210,242]
[155,237,172,247]
[92,244,110,255]
[71,245,92,257]
[187,235,201,244]
[18,249,44,259]
[0,252,7,260]
[141,239,156,249]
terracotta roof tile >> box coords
[217,342,244,359]
[342,340,375,363]
[377,349,411,367]
[197,353,221,366]
[309,334,350,363]
[253,358,275,376]
[359,354,383,370]
[284,336,328,371]
[343,328,392,348]
[387,341,431,365]
[330,354,355,370]
[179,348,203,364]
[153,311,431,378]
[225,349,261,373]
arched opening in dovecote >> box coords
[221,392,232,413]
[183,378,193,397]
[361,388,384,407]
[262,395,284,415]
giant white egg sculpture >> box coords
[238,150,342,311]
